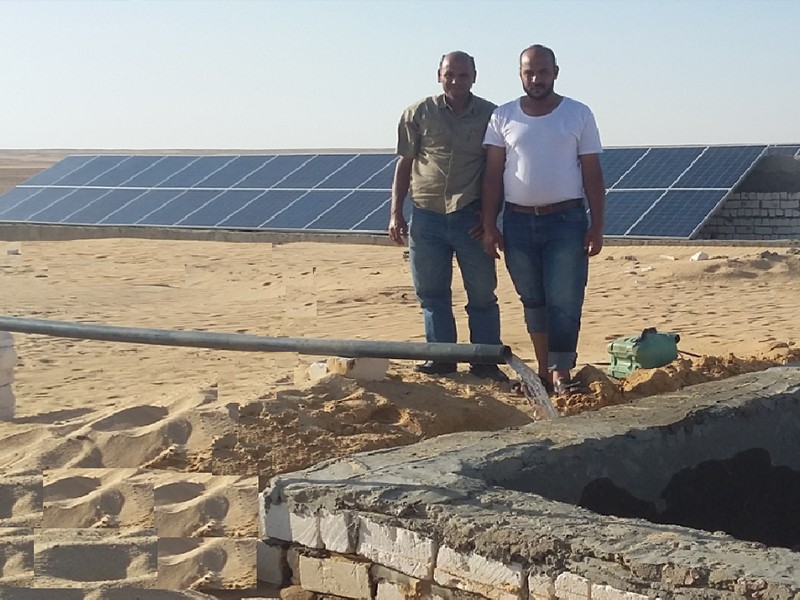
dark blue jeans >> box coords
[409,204,501,346]
[503,205,589,371]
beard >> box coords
[524,83,553,100]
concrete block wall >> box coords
[257,503,651,599]
[0,331,16,420]
[700,192,800,240]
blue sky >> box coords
[2,0,799,150]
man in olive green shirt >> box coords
[388,51,506,382]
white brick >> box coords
[308,357,390,382]
[0,385,14,421]
[265,501,322,548]
[591,584,650,599]
[554,572,591,599]
[372,563,424,596]
[298,554,371,599]
[320,509,355,554]
[433,545,524,600]
[376,580,408,600]
[257,540,290,585]
[528,573,556,599]
[357,516,436,579]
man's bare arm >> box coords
[481,145,506,258]
[579,153,605,257]
[388,156,413,245]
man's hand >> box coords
[469,210,484,240]
[584,224,603,257]
[482,224,504,259]
[388,213,409,245]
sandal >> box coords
[553,377,590,397]
[511,374,554,396]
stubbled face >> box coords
[438,55,475,103]
[520,50,559,100]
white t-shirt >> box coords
[483,96,602,206]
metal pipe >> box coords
[0,316,511,364]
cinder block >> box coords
[264,500,322,548]
[320,508,355,554]
[257,539,291,586]
[554,572,591,599]
[357,516,436,579]
[308,357,390,382]
[298,554,371,599]
[528,573,556,599]
[433,545,524,600]
[591,584,650,599]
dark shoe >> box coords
[469,364,510,382]
[415,361,457,375]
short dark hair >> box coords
[439,51,476,72]
[520,44,557,68]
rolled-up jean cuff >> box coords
[523,306,548,333]
[549,351,577,372]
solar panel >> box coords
[604,144,766,238]
[767,145,800,157]
[0,145,774,239]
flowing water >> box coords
[505,354,560,419]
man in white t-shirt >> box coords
[481,44,606,396]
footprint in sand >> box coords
[91,405,168,431]
[43,475,100,502]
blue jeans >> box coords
[409,203,501,347]
[502,205,589,371]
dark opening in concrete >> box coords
[579,447,800,550]
[480,369,800,557]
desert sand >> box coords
[1,155,799,596]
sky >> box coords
[2,0,799,150]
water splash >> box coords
[505,354,560,420]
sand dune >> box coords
[1,232,799,595]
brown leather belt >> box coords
[506,198,584,216]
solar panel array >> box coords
[0,144,781,239]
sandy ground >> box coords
[1,155,800,595]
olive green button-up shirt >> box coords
[397,93,496,214]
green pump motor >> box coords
[607,327,680,379]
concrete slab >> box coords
[261,367,800,598]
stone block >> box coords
[257,539,290,586]
[376,580,408,600]
[0,385,15,421]
[357,516,436,579]
[433,545,524,600]
[372,563,424,596]
[528,573,556,599]
[308,357,389,382]
[591,584,650,599]
[320,508,355,554]
[428,584,487,600]
[264,500,322,548]
[554,572,591,599]
[297,554,371,599]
